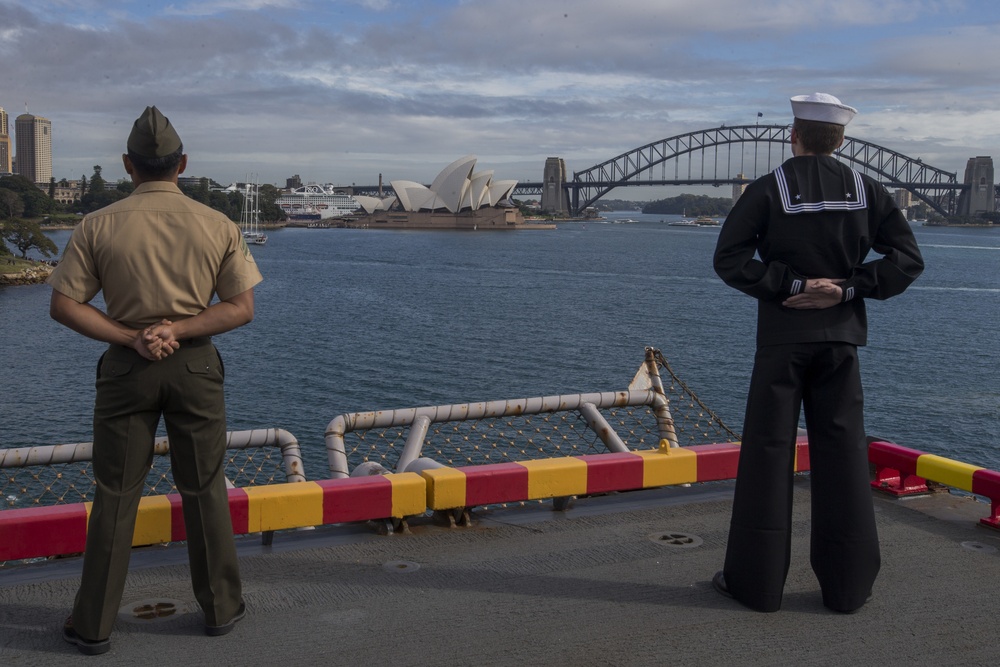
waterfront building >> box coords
[14,112,52,185]
[957,156,995,216]
[893,188,914,209]
[51,179,83,205]
[0,107,11,175]
[732,172,748,204]
[352,155,548,230]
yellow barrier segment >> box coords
[916,454,981,493]
[132,495,173,547]
[245,481,324,532]
[637,449,698,487]
[389,473,428,518]
[519,458,588,499]
[421,467,467,510]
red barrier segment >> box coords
[868,440,929,496]
[794,437,811,472]
[577,452,645,495]
[320,476,392,524]
[0,503,89,561]
[687,437,809,482]
[462,463,530,507]
[228,487,251,534]
[972,469,1000,529]
[689,443,741,481]
[168,494,186,542]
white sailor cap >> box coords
[790,93,857,126]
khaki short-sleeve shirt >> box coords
[48,181,263,329]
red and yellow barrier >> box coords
[0,473,425,562]
[422,437,811,511]
[5,436,998,562]
[869,439,1000,529]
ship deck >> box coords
[2,478,998,665]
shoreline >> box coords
[0,262,53,286]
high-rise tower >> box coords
[15,113,53,184]
[732,173,748,204]
[0,108,11,175]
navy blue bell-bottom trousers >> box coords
[723,342,880,613]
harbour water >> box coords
[1,213,998,474]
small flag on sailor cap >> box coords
[790,93,857,126]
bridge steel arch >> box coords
[568,124,960,217]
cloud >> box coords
[164,1,303,18]
[1,0,997,190]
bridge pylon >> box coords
[541,157,570,216]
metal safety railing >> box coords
[325,348,739,478]
[1,428,305,510]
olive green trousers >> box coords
[72,339,242,640]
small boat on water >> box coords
[669,215,721,228]
[240,175,268,246]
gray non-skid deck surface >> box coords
[2,479,998,666]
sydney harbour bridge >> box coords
[352,124,967,217]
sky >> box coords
[2,0,999,195]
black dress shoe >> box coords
[834,593,874,614]
[712,571,733,599]
[63,616,110,655]
[205,601,247,636]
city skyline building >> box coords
[732,173,748,204]
[893,188,914,210]
[0,107,11,175]
[14,112,53,184]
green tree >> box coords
[258,184,284,221]
[79,166,129,212]
[0,175,57,218]
[195,177,211,204]
[1,218,58,259]
[208,190,238,219]
[116,180,135,195]
[0,188,24,220]
[642,194,732,216]
[48,177,56,199]
[89,165,106,195]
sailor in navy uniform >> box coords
[712,93,924,613]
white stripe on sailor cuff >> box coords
[843,286,855,302]
[790,279,803,295]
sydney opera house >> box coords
[349,155,552,230]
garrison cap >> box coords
[790,93,857,126]
[127,106,182,157]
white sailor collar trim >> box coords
[774,164,867,215]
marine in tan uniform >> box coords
[48,106,263,655]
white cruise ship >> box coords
[276,184,362,222]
